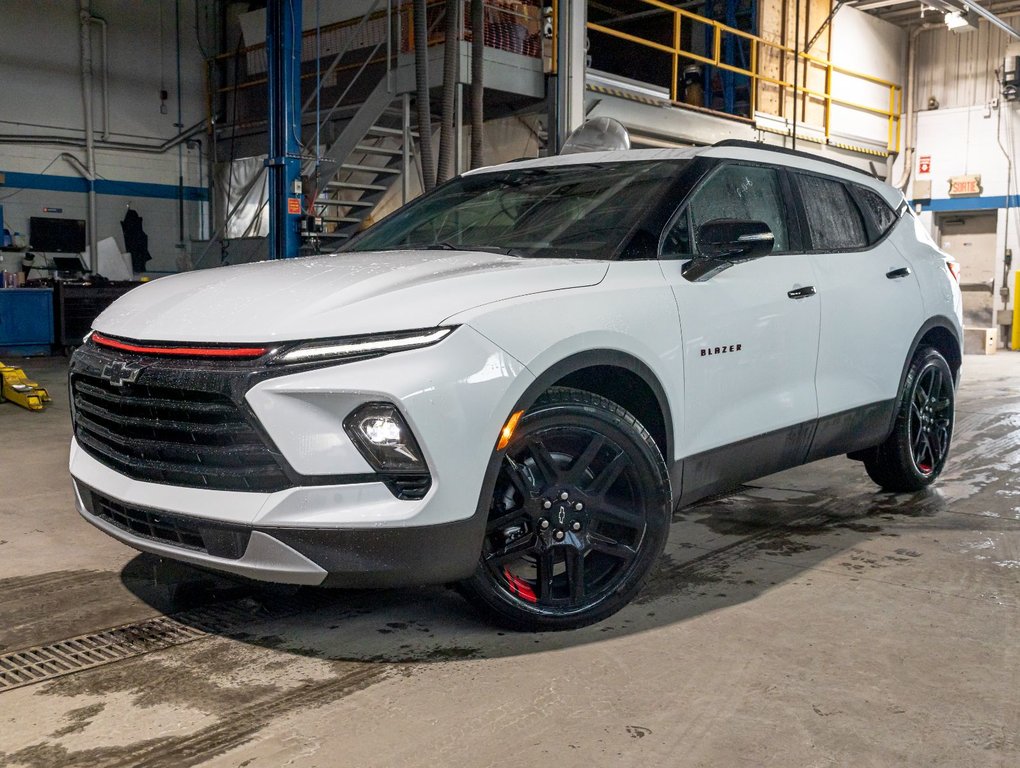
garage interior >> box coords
[2,0,1020,766]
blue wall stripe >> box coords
[913,194,1020,212]
[1,170,210,201]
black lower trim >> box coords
[270,516,486,588]
[806,399,896,463]
[80,485,251,559]
[672,399,898,508]
[674,420,815,507]
[79,482,486,588]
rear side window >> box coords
[795,173,868,251]
[853,185,898,238]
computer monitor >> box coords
[30,217,86,253]
[51,255,86,273]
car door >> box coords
[791,173,925,459]
[658,162,821,502]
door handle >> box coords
[886,267,912,279]
[787,285,817,299]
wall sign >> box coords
[918,155,931,174]
[948,174,982,196]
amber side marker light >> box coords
[497,410,525,451]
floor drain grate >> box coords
[0,601,270,694]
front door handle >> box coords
[787,285,817,299]
[886,267,912,279]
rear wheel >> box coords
[459,387,671,631]
[864,347,954,492]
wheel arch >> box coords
[904,316,963,390]
[509,350,674,467]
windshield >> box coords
[342,160,687,260]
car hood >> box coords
[93,250,609,343]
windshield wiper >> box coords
[421,243,523,256]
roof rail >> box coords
[710,139,874,178]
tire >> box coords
[864,346,955,492]
[459,387,671,631]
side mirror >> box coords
[696,219,774,259]
[682,219,775,282]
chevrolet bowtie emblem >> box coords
[100,360,146,387]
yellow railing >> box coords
[583,0,902,153]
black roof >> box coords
[711,139,875,178]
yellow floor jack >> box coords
[0,361,51,411]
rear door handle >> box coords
[886,267,912,279]
[787,285,817,299]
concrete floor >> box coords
[1,353,1018,768]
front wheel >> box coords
[864,347,955,492]
[459,387,671,631]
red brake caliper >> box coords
[503,568,538,603]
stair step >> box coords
[318,231,352,239]
[340,163,401,175]
[326,181,389,192]
[367,125,419,138]
[320,216,364,224]
[353,144,403,157]
[315,199,376,208]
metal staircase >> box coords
[306,81,419,243]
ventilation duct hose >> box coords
[437,0,460,183]
[470,0,484,169]
[413,0,436,192]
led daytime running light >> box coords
[278,328,454,364]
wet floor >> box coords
[1,354,1018,767]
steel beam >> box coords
[266,0,303,259]
[555,0,587,150]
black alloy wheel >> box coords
[459,387,671,631]
[864,347,955,492]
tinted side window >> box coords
[796,174,868,250]
[854,185,898,239]
[663,164,790,257]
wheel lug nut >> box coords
[539,518,549,530]
[574,502,583,511]
[571,521,582,531]
[543,500,552,509]
[560,491,569,500]
[554,530,565,541]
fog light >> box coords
[344,403,426,472]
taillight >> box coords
[946,260,961,283]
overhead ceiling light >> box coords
[945,10,978,30]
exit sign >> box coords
[948,175,982,196]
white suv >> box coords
[69,141,963,631]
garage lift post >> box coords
[265,0,303,260]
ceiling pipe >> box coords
[0,119,206,153]
[80,0,99,274]
[894,22,940,192]
[87,15,111,141]
[957,0,1020,37]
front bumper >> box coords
[69,325,535,586]
[74,481,484,587]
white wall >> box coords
[829,7,906,148]
[914,13,1019,111]
[895,103,1020,327]
[0,0,210,275]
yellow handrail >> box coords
[585,0,902,153]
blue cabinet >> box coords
[0,289,54,356]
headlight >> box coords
[344,402,427,472]
[271,327,455,365]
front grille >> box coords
[84,488,249,559]
[72,372,290,492]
